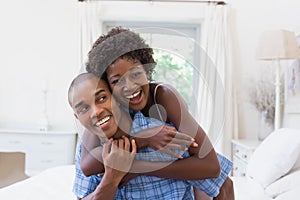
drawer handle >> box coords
[41,142,54,145]
[8,140,21,144]
[40,160,53,163]
[234,166,238,171]
[242,155,247,159]
[235,149,239,153]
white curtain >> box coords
[195,4,238,158]
[78,1,102,72]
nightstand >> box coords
[231,139,261,177]
[0,130,77,176]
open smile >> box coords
[125,90,143,105]
[95,115,112,129]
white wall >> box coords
[0,0,79,131]
[229,0,300,138]
[0,0,299,136]
[98,1,205,22]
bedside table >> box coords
[0,130,77,176]
[231,139,261,177]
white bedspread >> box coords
[232,129,300,200]
[0,165,75,200]
[1,164,299,200]
[232,172,300,200]
[232,176,272,200]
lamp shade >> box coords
[256,29,300,60]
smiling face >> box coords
[106,58,150,111]
[70,75,121,140]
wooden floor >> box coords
[0,152,28,188]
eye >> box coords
[96,95,106,103]
[111,79,119,85]
[77,105,89,115]
[111,77,125,86]
[131,71,143,79]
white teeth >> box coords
[126,91,140,99]
[96,116,110,127]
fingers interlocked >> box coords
[102,136,136,172]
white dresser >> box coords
[0,130,77,176]
[231,139,261,177]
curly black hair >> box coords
[86,27,156,81]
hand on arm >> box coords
[133,125,198,159]
[80,137,137,200]
[138,85,220,180]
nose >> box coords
[90,104,103,119]
[122,78,135,92]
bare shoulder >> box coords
[152,83,189,115]
[149,82,179,100]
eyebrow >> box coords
[74,88,106,109]
[74,101,83,109]
[108,65,143,80]
[95,89,106,96]
[130,65,143,71]
[108,73,120,80]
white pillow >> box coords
[273,189,299,200]
[246,128,300,188]
[265,169,300,198]
[292,153,300,170]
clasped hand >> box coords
[102,136,137,183]
[135,125,198,159]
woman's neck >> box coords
[141,83,156,117]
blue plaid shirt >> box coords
[73,111,232,199]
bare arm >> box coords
[81,125,197,176]
[80,137,136,200]
[132,125,198,158]
[81,129,105,176]
[81,85,219,180]
[140,84,220,180]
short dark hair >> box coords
[68,73,99,106]
[86,27,156,81]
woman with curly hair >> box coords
[75,27,234,200]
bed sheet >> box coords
[232,176,272,200]
[232,175,300,200]
[2,165,299,200]
[0,165,75,200]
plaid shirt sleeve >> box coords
[185,153,233,197]
[131,111,233,197]
[131,112,187,162]
[72,138,101,198]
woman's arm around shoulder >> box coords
[144,84,220,179]
[81,129,105,176]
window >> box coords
[103,22,201,115]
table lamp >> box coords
[256,29,300,130]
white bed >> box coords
[232,168,300,200]
[0,165,76,200]
[232,128,300,200]
[0,128,299,200]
